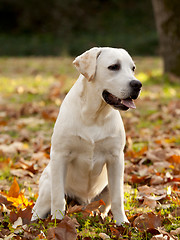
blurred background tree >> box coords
[152,0,180,78]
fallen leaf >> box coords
[47,215,77,240]
[3,233,17,240]
[8,177,20,198]
[143,197,156,208]
[41,107,58,122]
[150,175,164,185]
[167,155,180,164]
[0,119,8,126]
[172,207,180,217]
[150,234,168,240]
[67,205,84,215]
[0,229,11,238]
[158,229,177,240]
[0,142,28,155]
[138,185,156,196]
[99,232,110,239]
[0,203,11,215]
[18,205,33,224]
[7,192,33,209]
[12,217,23,229]
[133,212,162,231]
[85,199,105,213]
[153,161,171,172]
[109,226,121,238]
[170,227,180,236]
[67,200,105,217]
[26,164,38,174]
[2,179,33,209]
[147,148,168,162]
[48,80,64,100]
[0,194,13,207]
[126,146,148,158]
[10,169,34,178]
[37,231,46,239]
[131,175,150,184]
[10,211,18,224]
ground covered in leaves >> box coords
[0,57,180,239]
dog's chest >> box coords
[69,135,120,173]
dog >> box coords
[31,47,142,225]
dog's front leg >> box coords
[50,150,67,220]
[107,151,128,225]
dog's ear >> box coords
[73,47,101,81]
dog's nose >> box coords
[130,80,142,90]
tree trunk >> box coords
[152,0,180,77]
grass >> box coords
[0,56,180,239]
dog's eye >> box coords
[132,66,136,72]
[108,64,121,71]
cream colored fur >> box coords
[31,47,140,225]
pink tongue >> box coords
[121,99,136,109]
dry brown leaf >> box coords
[10,169,34,178]
[172,207,180,217]
[109,226,121,238]
[170,227,180,236]
[41,107,58,122]
[99,232,110,239]
[47,216,77,240]
[133,212,162,231]
[157,228,177,240]
[48,80,64,100]
[0,194,13,207]
[18,205,33,224]
[150,234,170,240]
[131,175,150,184]
[0,229,11,238]
[0,142,27,155]
[153,161,171,172]
[138,185,156,196]
[143,197,157,208]
[10,211,19,224]
[147,148,168,162]
[67,205,84,215]
[150,175,164,185]
[85,199,105,213]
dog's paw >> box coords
[51,210,65,220]
[31,214,38,221]
[31,209,40,221]
[114,214,129,226]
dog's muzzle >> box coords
[102,80,142,111]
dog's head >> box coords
[73,47,142,111]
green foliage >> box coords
[0,1,158,55]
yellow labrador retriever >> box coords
[31,47,142,225]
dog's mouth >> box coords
[102,90,136,111]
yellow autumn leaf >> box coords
[1,177,33,209]
[6,192,33,209]
[164,137,176,143]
